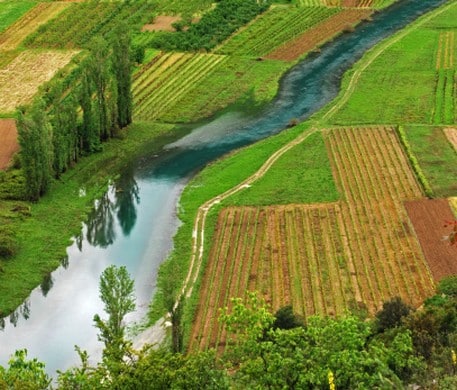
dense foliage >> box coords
[145,0,270,52]
[1,276,457,389]
[16,25,133,201]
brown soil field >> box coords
[266,9,372,61]
[0,119,18,170]
[142,15,180,32]
[0,50,77,113]
[0,2,70,51]
[189,126,436,352]
[405,199,457,281]
[444,128,457,151]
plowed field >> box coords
[0,2,69,50]
[0,118,18,170]
[189,126,435,352]
[405,199,457,281]
[266,9,372,61]
[0,50,77,113]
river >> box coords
[0,0,447,376]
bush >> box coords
[0,226,18,258]
[437,276,457,298]
[376,296,412,332]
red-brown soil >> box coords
[266,9,372,61]
[405,199,457,282]
[0,119,18,170]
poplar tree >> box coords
[17,99,54,201]
[111,22,133,128]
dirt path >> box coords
[0,119,18,169]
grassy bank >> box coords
[0,122,181,316]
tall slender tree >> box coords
[111,22,133,128]
[17,99,54,200]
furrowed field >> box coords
[188,126,437,352]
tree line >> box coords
[1,266,456,389]
[17,23,133,201]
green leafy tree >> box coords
[17,99,54,201]
[376,296,412,332]
[111,22,133,128]
[0,349,51,390]
[93,265,135,365]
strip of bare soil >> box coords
[0,119,18,170]
[266,9,372,61]
[405,198,457,281]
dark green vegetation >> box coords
[2,277,457,389]
[0,0,35,33]
[142,0,269,52]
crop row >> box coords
[217,6,339,57]
[24,1,155,49]
[433,69,455,124]
[133,53,227,121]
[188,203,358,352]
[436,31,454,69]
[324,127,434,312]
[0,2,69,51]
[266,8,371,61]
[152,0,213,16]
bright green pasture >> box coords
[331,29,438,125]
[403,125,457,198]
[157,56,289,123]
[227,131,339,206]
[330,1,457,126]
[216,6,338,57]
[0,1,35,34]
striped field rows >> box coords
[132,52,228,121]
[189,126,435,352]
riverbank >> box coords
[0,122,186,318]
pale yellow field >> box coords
[0,50,77,113]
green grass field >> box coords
[331,2,457,125]
[403,125,457,198]
[0,1,35,34]
[227,131,339,206]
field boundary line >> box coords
[321,0,455,122]
[176,127,318,309]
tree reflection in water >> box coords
[85,173,140,248]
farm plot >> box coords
[444,127,457,151]
[404,199,457,281]
[24,1,156,49]
[133,52,228,121]
[189,126,435,353]
[0,2,69,50]
[266,8,372,61]
[216,6,339,57]
[0,50,77,113]
[0,1,35,34]
[0,119,18,170]
[325,127,434,311]
[188,203,359,352]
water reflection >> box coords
[40,273,54,297]
[85,174,140,248]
